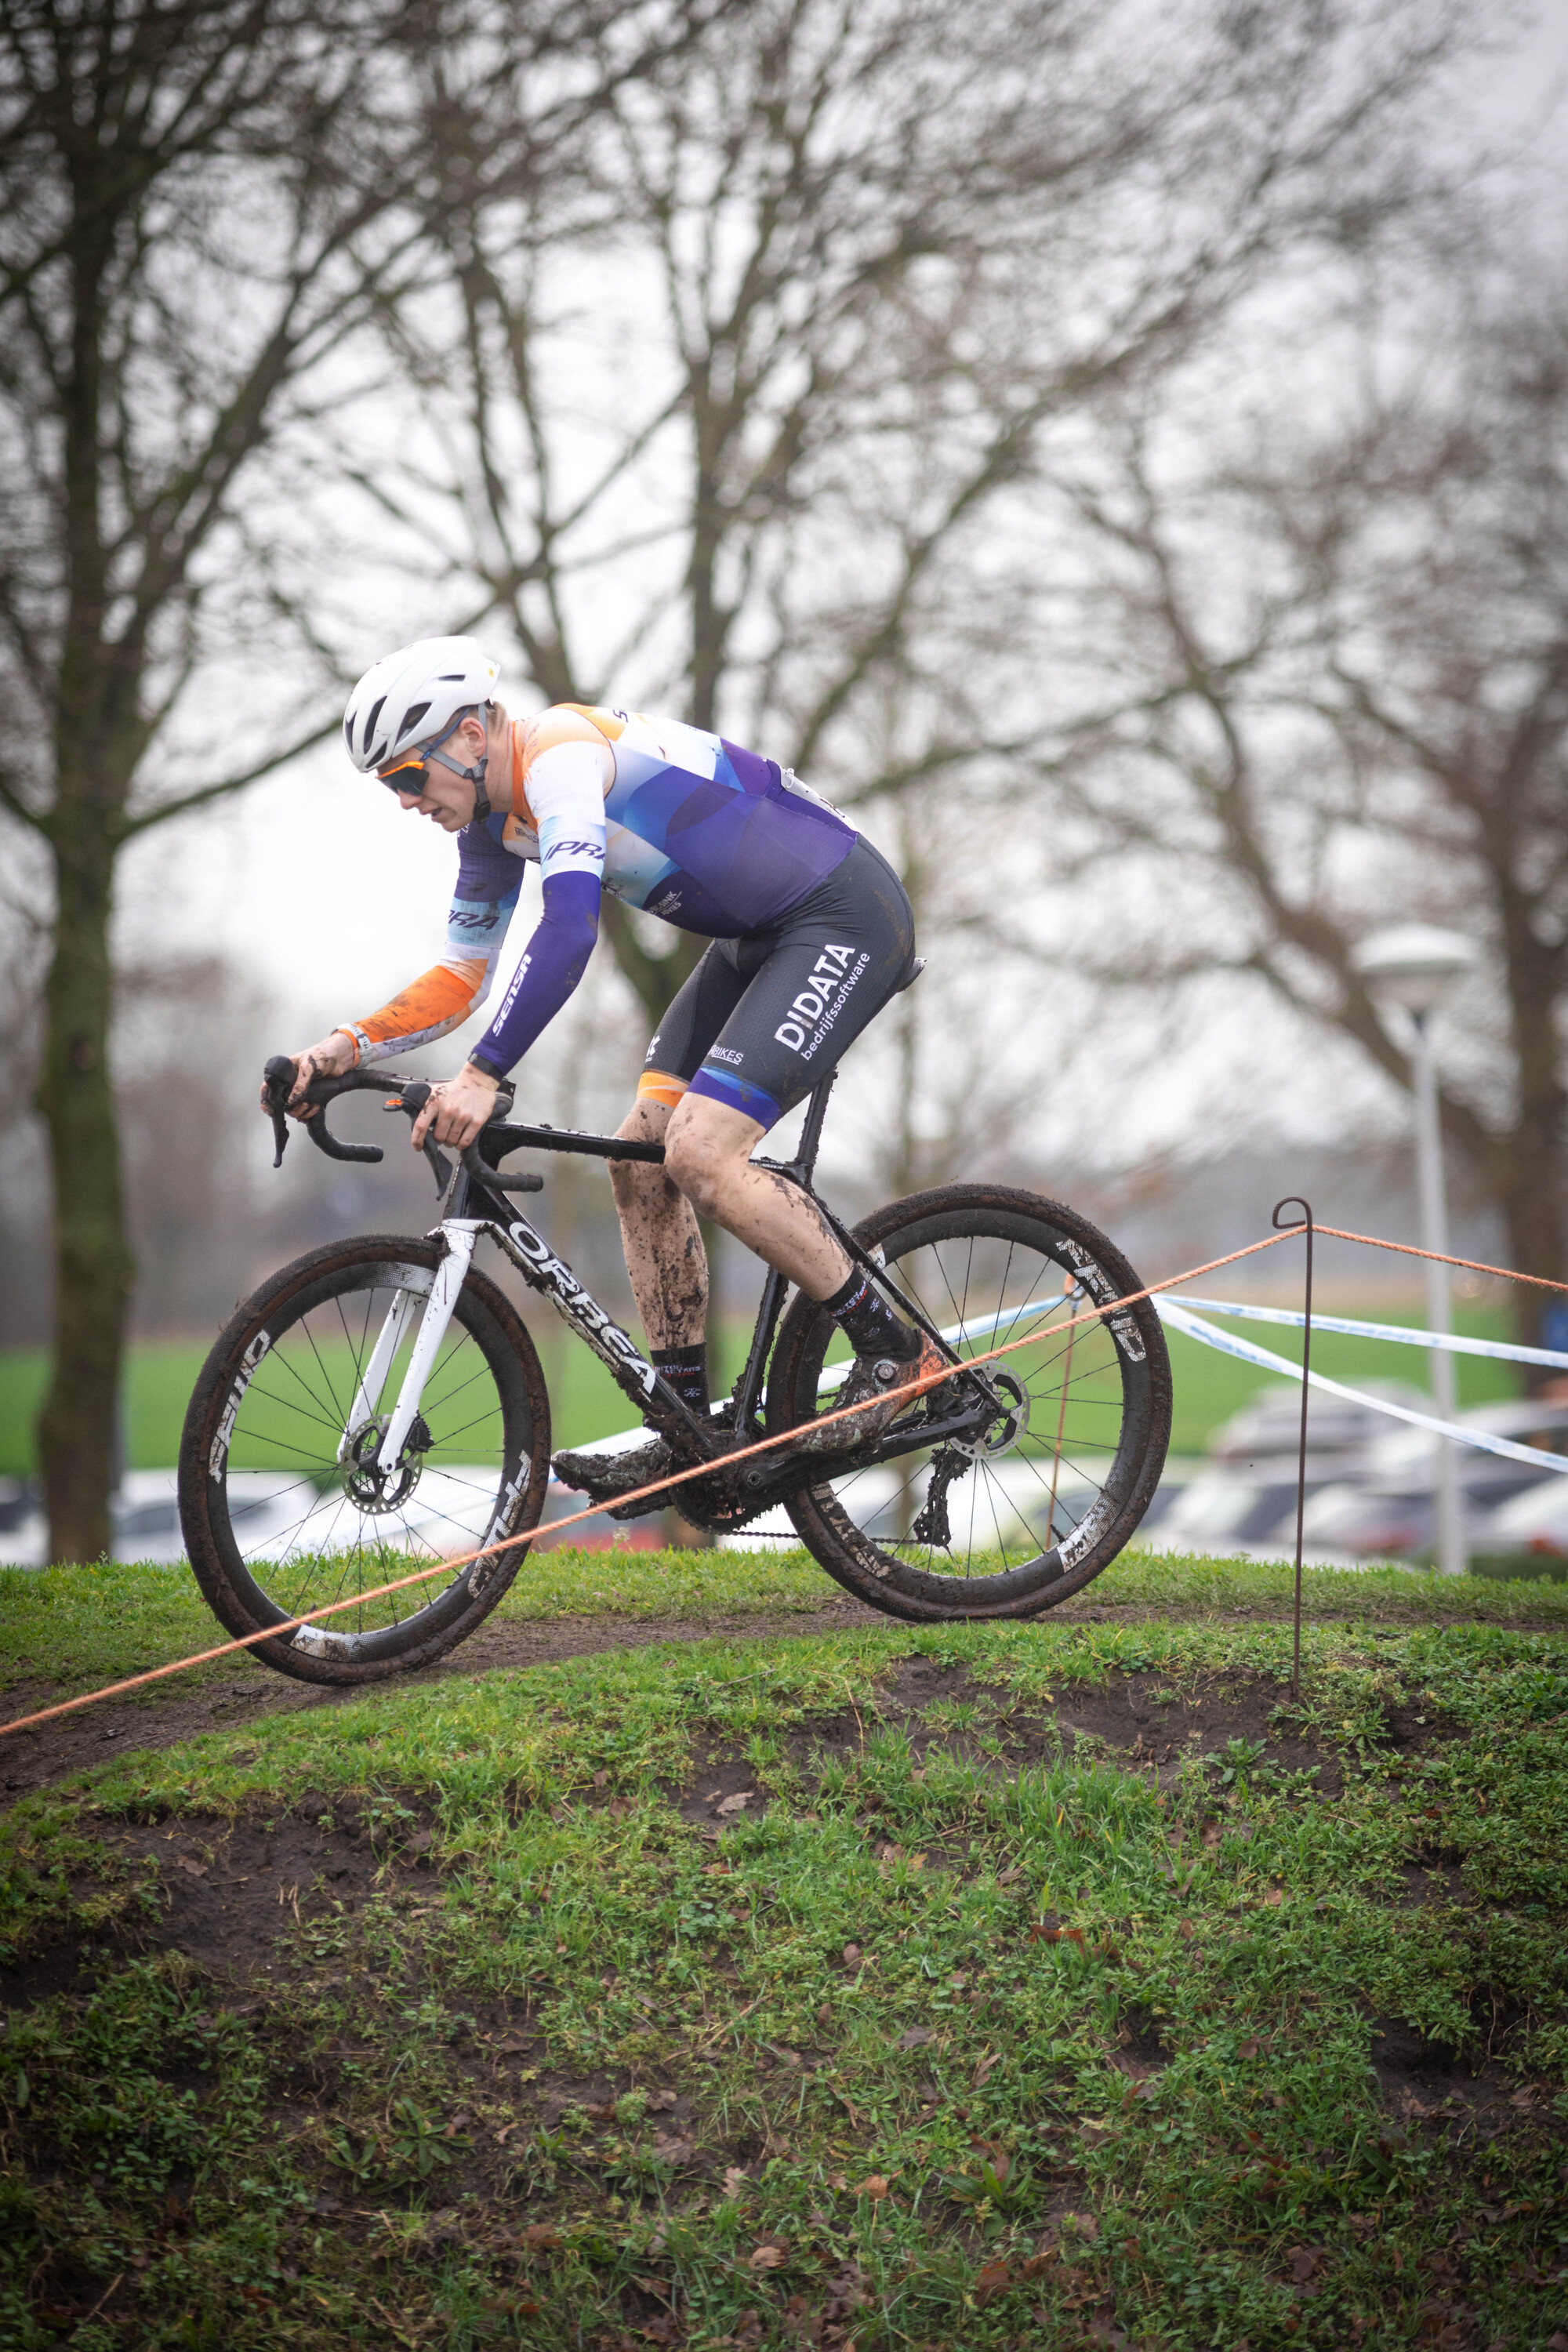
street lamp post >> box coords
[1352,925,1478,1579]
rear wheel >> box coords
[765,1185,1171,1620]
[179,1233,550,1684]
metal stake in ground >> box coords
[1272,1198,1315,1700]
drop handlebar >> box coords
[259,1055,664,1197]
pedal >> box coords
[557,1403,736,1517]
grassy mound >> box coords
[4,1544,1567,1710]
[2,1617,1566,2348]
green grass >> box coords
[0,1303,1526,1478]
[4,1545,1568,1711]
[2,1617,1565,2347]
[0,1338,648,1479]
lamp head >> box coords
[1351,924,1477,1018]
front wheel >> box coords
[178,1233,551,1684]
[765,1184,1171,1621]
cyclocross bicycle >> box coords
[177,1056,1173,1685]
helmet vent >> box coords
[438,672,464,681]
[361,695,387,755]
[395,700,430,742]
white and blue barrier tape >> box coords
[1166,1297,1568,1374]
[817,1287,1567,1477]
[1155,1298,1568,1477]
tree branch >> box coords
[118,715,343,840]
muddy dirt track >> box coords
[2,1589,1562,1807]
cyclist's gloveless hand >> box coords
[269,1030,358,1120]
[412,1063,500,1153]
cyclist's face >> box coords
[388,766,476,831]
[382,713,492,830]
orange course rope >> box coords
[0,1224,1308,1742]
[1315,1226,1568,1294]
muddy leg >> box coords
[662,1096,851,1300]
[610,1098,710,1351]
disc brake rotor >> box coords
[949,1370,1029,1462]
[339,1414,431,1513]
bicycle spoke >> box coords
[205,1276,514,1639]
[788,1207,1165,1597]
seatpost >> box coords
[788,1069,838,1183]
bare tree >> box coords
[0,0,677,1559]
[372,0,1479,1030]
[1014,249,1568,1341]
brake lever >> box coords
[385,1080,452,1194]
[382,1081,532,1196]
[261,1054,296,1169]
[263,1053,389,1166]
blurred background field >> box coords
[0,1298,1524,1479]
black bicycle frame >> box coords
[456,1067,854,1455]
[267,1057,996,1479]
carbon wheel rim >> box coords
[199,1256,532,1661]
[780,1208,1156,1601]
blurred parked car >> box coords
[1362,1397,1568,1478]
[0,1462,684,1569]
[1142,1456,1352,1559]
[0,1477,43,1567]
[1207,1377,1429,1464]
[1298,1400,1568,1559]
[1301,1470,1534,1559]
[1139,1377,1568,1566]
[0,1470,306,1570]
[1470,1472,1568,1560]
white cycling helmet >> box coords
[342,635,501,775]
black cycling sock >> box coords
[822,1270,921,1362]
[652,1344,710,1416]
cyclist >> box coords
[279,636,942,1495]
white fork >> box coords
[339,1225,480,1469]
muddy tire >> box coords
[765,1185,1171,1621]
[178,1233,550,1684]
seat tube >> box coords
[793,1069,838,1178]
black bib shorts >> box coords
[639,835,916,1131]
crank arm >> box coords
[877,1399,1000,1457]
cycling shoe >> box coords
[789,1334,951,1457]
[551,1429,672,1500]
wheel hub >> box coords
[950,1370,1029,1462]
[340,1414,430,1512]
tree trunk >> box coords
[1492,866,1568,1372]
[35,819,132,1563]
[1497,1148,1568,1382]
[597,892,705,1029]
